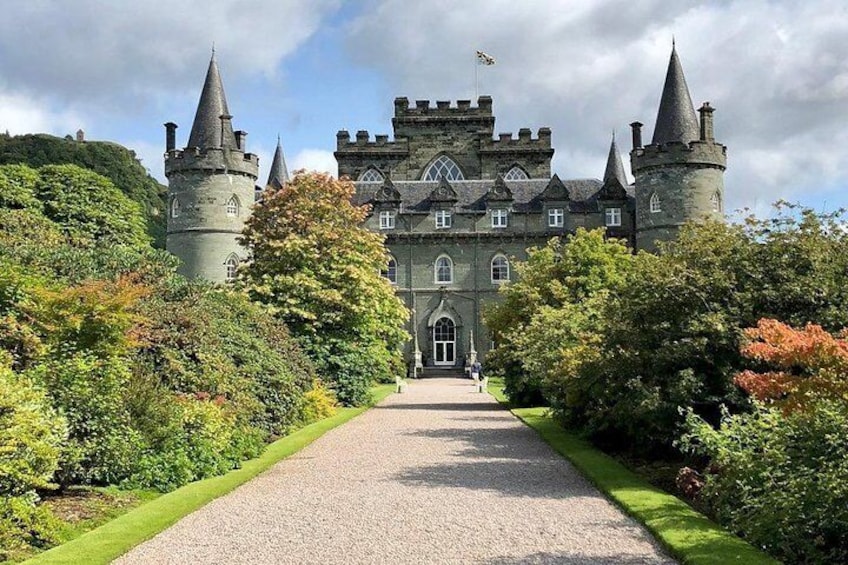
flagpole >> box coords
[474,51,479,100]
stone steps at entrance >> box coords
[419,367,468,379]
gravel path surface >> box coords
[116,378,675,564]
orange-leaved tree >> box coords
[736,318,848,411]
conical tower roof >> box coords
[267,136,289,189]
[603,133,628,188]
[187,54,237,149]
[651,45,699,145]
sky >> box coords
[1,0,847,217]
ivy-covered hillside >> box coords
[0,133,166,246]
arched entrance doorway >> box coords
[433,317,456,366]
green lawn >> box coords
[24,384,396,565]
[486,378,778,565]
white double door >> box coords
[433,317,456,366]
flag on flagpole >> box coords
[476,50,495,65]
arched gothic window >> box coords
[423,155,464,181]
[435,255,453,284]
[225,254,239,282]
[359,168,384,182]
[383,256,398,284]
[504,166,529,181]
[226,195,240,217]
[649,192,661,213]
[171,197,181,218]
[711,191,722,213]
[491,255,510,283]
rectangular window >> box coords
[435,210,452,229]
[548,208,564,227]
[491,209,508,228]
[379,210,396,230]
[605,207,622,227]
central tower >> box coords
[164,54,259,282]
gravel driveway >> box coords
[116,378,675,564]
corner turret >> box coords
[164,53,259,282]
[631,44,727,251]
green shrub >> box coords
[680,400,848,564]
[300,380,338,425]
[0,367,66,561]
[26,354,143,486]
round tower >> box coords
[631,45,727,252]
[165,54,259,282]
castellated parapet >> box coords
[336,96,553,180]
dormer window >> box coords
[435,210,452,229]
[548,208,564,228]
[359,168,384,183]
[226,195,240,217]
[605,207,621,227]
[379,210,396,230]
[504,166,528,181]
[491,209,508,228]
[423,155,464,181]
[649,192,661,213]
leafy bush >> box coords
[680,400,848,563]
[300,380,338,425]
[0,367,66,561]
[27,354,143,487]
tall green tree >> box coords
[240,172,408,405]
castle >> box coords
[165,45,726,370]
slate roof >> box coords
[354,177,634,214]
[267,137,289,188]
[603,135,628,188]
[187,54,237,150]
[651,45,699,145]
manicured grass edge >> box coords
[24,384,396,565]
[486,379,778,565]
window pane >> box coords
[359,168,384,182]
[504,166,528,180]
[423,155,464,181]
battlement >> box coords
[631,140,726,172]
[165,147,259,178]
[481,127,552,151]
[393,96,493,117]
[335,129,409,152]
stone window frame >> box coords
[224,253,239,282]
[649,192,661,213]
[491,254,510,284]
[359,167,384,183]
[226,195,240,217]
[504,165,529,181]
[547,207,564,228]
[711,191,722,213]
[422,154,465,181]
[435,254,454,284]
[170,196,181,218]
[435,209,452,229]
[605,207,622,227]
[384,255,398,285]
[491,208,508,229]
[379,210,396,230]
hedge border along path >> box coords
[23,384,397,565]
[486,379,778,565]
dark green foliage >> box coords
[680,401,848,564]
[0,133,166,246]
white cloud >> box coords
[0,92,83,137]
[291,149,338,176]
[344,0,848,211]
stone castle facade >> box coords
[166,46,726,372]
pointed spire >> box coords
[603,133,628,188]
[267,135,289,189]
[187,54,237,149]
[651,44,699,145]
